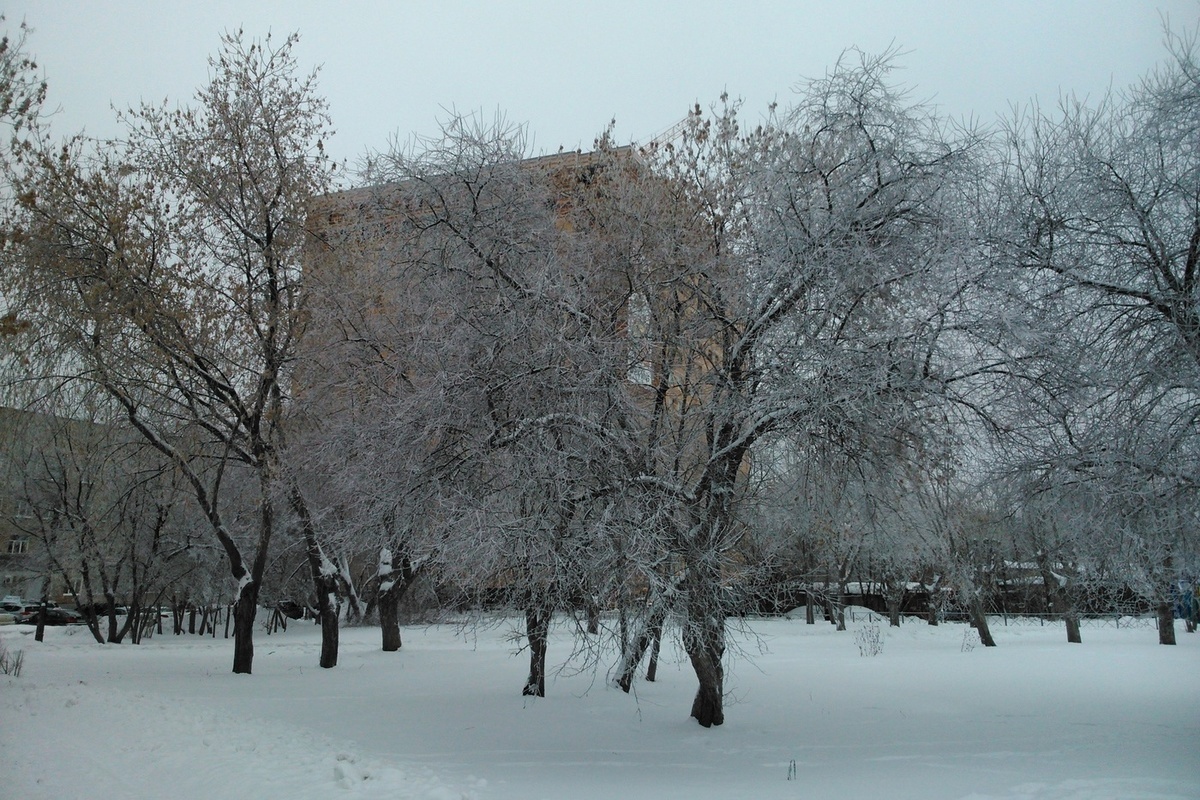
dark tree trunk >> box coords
[618,601,629,655]
[685,606,725,727]
[135,607,151,644]
[586,598,600,635]
[318,595,339,668]
[523,605,551,697]
[805,592,815,625]
[884,580,904,628]
[225,461,277,673]
[78,603,104,644]
[105,592,120,642]
[968,593,996,647]
[1156,601,1176,645]
[293,487,339,668]
[616,603,668,692]
[684,559,725,728]
[376,549,418,653]
[925,583,941,626]
[1065,614,1082,644]
[378,584,402,652]
[34,605,47,642]
[1037,557,1081,644]
[115,605,135,644]
[340,560,364,626]
[231,587,258,674]
[646,617,663,682]
[34,580,50,642]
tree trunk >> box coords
[294,487,339,668]
[318,593,340,668]
[616,602,668,692]
[1064,614,1082,644]
[309,578,340,669]
[805,591,815,625]
[1036,557,1081,644]
[615,582,677,692]
[618,600,629,655]
[646,617,663,682]
[338,557,364,625]
[378,583,402,652]
[109,610,127,644]
[34,580,50,642]
[78,602,105,644]
[884,579,904,628]
[105,591,120,642]
[683,559,725,727]
[684,604,725,727]
[967,592,996,647]
[586,597,600,635]
[523,605,551,697]
[376,548,418,652]
[115,604,135,644]
[1156,600,1176,645]
[231,585,258,674]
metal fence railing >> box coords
[841,607,1160,629]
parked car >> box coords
[0,599,28,615]
[13,605,79,625]
[43,608,84,625]
[10,604,41,624]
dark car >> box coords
[16,606,82,626]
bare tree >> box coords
[997,28,1200,643]
[565,50,978,725]
[8,404,200,643]
[303,115,638,693]
[6,31,336,672]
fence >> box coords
[842,607,1158,629]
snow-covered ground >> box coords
[1,611,1196,799]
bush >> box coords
[855,622,883,657]
[0,637,25,677]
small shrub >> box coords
[0,639,25,677]
[855,622,883,657]
[961,626,980,653]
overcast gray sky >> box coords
[5,1,1197,167]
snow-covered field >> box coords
[2,611,1196,800]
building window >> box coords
[6,536,29,555]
